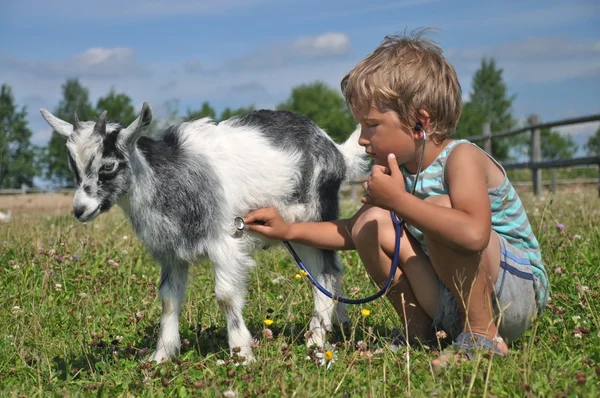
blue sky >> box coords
[1,0,599,152]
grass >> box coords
[1,188,599,397]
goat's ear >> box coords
[118,102,153,149]
[40,109,74,137]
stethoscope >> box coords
[235,126,427,305]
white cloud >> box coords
[224,32,351,71]
[0,47,144,79]
[447,36,600,85]
[292,33,351,58]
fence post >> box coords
[551,168,557,193]
[530,114,542,196]
[483,121,492,154]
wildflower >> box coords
[361,309,371,317]
[263,319,274,326]
[55,283,62,291]
[300,270,308,276]
[263,328,273,340]
[436,330,448,339]
[123,235,129,240]
[107,259,119,267]
[294,274,302,280]
[556,223,566,232]
[315,343,337,369]
[12,306,22,314]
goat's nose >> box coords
[73,206,86,219]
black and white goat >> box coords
[40,103,368,363]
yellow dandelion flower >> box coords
[300,270,308,276]
[361,309,371,317]
[294,274,302,279]
[264,319,274,326]
[325,350,334,361]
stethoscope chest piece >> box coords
[233,217,245,237]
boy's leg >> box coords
[352,206,440,343]
[420,195,507,368]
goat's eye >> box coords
[100,162,118,173]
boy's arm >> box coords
[402,144,491,252]
[385,145,492,253]
[244,204,373,251]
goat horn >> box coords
[94,110,108,135]
[73,110,82,130]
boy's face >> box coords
[351,105,419,167]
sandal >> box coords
[432,332,506,372]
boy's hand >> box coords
[243,207,291,240]
[362,153,406,210]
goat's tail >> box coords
[337,125,370,183]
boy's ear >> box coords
[415,109,431,135]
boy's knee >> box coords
[424,194,451,208]
[351,207,391,244]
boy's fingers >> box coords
[387,153,400,175]
[244,208,273,224]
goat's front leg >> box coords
[149,262,189,363]
[211,244,256,363]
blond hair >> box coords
[341,28,462,142]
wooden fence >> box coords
[347,113,600,199]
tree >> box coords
[43,79,97,187]
[585,125,600,156]
[455,58,518,161]
[219,105,255,121]
[276,81,357,143]
[96,87,136,126]
[0,84,39,188]
[185,101,216,121]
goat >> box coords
[40,103,368,363]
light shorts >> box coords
[432,234,540,343]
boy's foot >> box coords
[431,332,508,373]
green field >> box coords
[1,188,599,397]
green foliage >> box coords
[0,84,39,188]
[277,81,357,143]
[585,126,600,156]
[185,101,216,121]
[96,88,137,126]
[42,79,97,187]
[1,190,599,396]
[456,58,518,160]
[219,105,255,121]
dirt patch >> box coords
[0,192,74,215]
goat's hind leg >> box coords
[149,262,189,363]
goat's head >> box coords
[39,102,153,222]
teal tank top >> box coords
[400,139,549,309]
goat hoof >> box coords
[306,330,327,348]
[148,350,172,364]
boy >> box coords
[243,29,548,370]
